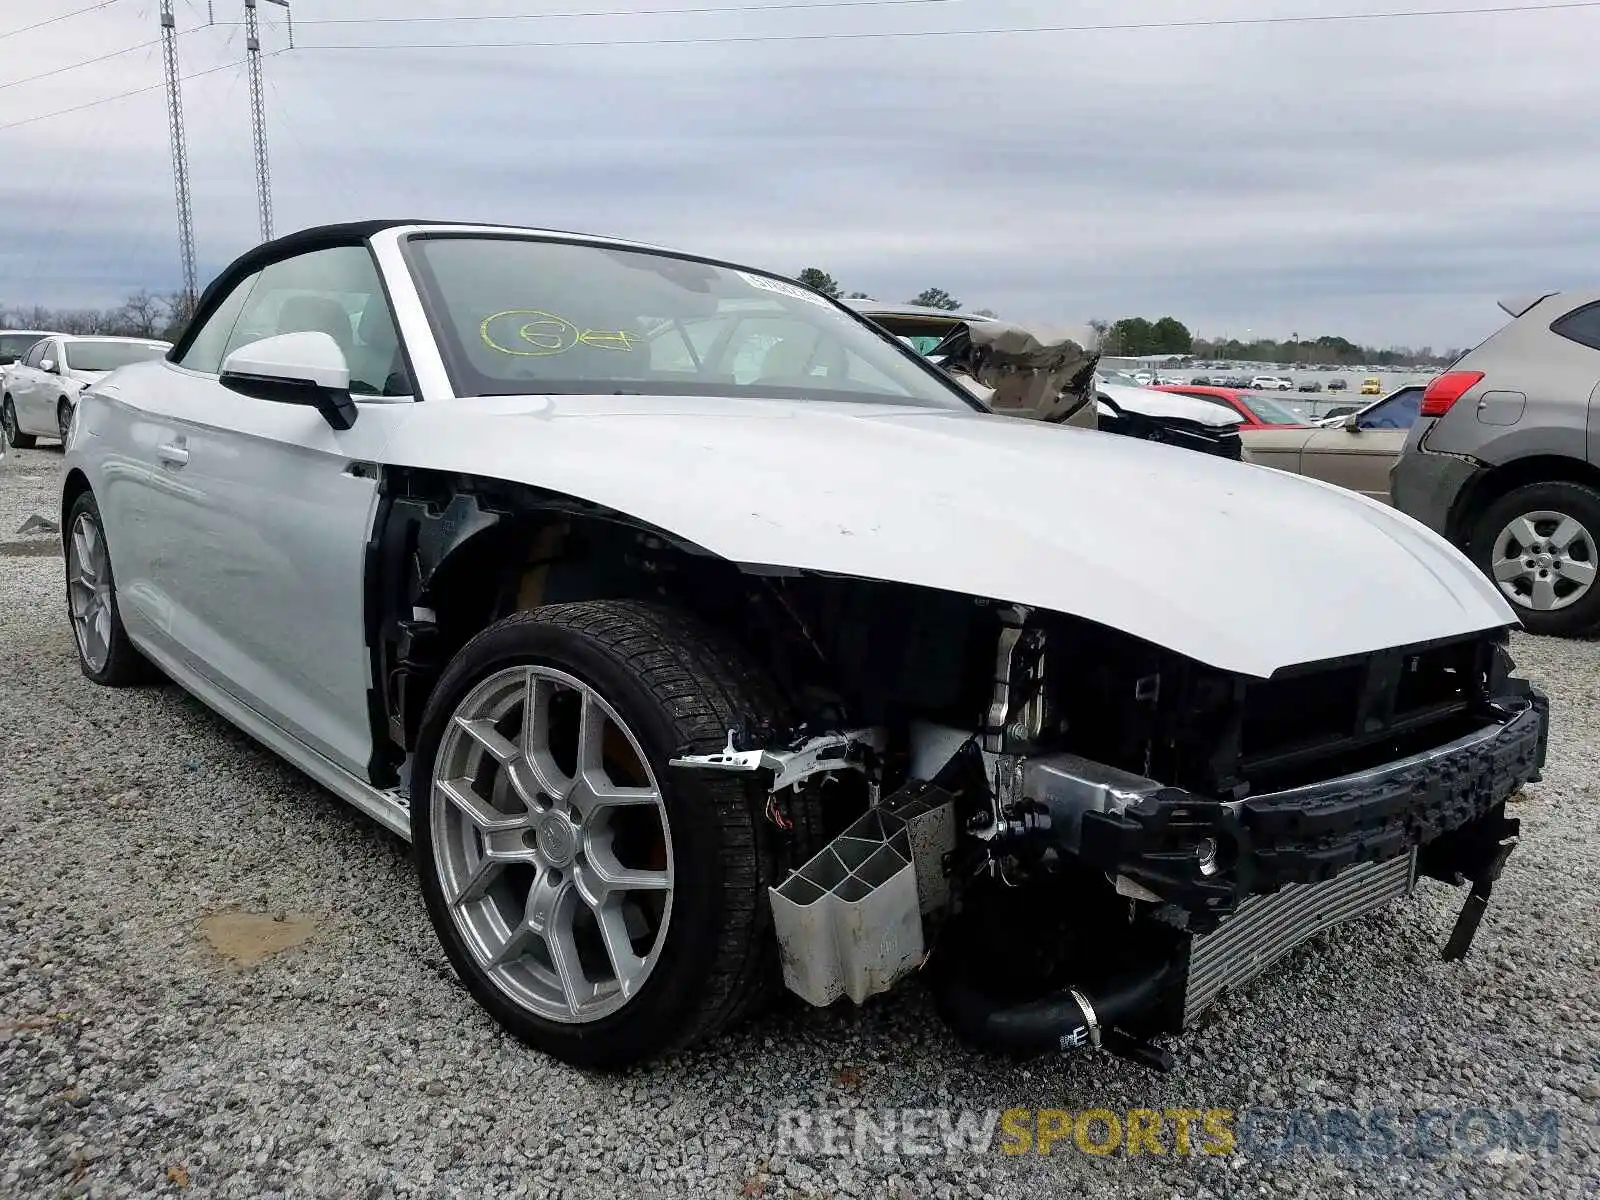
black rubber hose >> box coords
[931,955,1171,1057]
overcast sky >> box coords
[2,0,1597,348]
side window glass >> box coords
[179,270,261,374]
[1360,389,1421,430]
[1551,302,1600,351]
[25,342,46,368]
[225,246,406,396]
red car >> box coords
[1152,385,1309,429]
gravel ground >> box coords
[1,443,1597,1200]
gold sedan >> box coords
[1240,386,1423,505]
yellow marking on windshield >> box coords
[480,309,640,357]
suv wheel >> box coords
[411,600,824,1067]
[1470,481,1600,637]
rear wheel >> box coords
[65,492,159,685]
[2,397,35,449]
[1470,481,1600,637]
[411,600,823,1067]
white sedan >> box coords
[2,335,169,447]
[61,221,1541,1069]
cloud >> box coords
[2,0,1597,347]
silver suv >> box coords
[1392,292,1600,637]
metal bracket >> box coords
[670,727,886,794]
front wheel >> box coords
[2,397,35,449]
[1470,481,1600,637]
[57,398,72,444]
[411,600,822,1067]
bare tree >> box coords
[117,290,166,338]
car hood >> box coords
[67,369,106,385]
[1099,383,1239,427]
[382,394,1516,678]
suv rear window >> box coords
[1550,301,1600,351]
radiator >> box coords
[1182,850,1417,1027]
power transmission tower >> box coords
[160,0,198,307]
[244,0,288,243]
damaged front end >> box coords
[925,320,1100,426]
[673,604,1547,1070]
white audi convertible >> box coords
[62,222,1546,1069]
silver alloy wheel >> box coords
[1,402,15,446]
[66,511,113,673]
[57,401,70,443]
[431,665,674,1024]
[1490,509,1598,612]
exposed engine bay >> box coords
[665,595,1546,1069]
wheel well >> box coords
[61,468,91,534]
[1450,455,1600,543]
[365,469,997,787]
[365,469,812,784]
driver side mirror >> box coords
[220,332,357,430]
[40,358,56,374]
[1342,412,1362,431]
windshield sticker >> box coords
[480,309,641,357]
[737,272,833,309]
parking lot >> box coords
[1,442,1597,1200]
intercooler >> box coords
[1182,850,1417,1027]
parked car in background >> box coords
[1392,292,1600,637]
[1096,381,1245,460]
[1297,380,1323,393]
[1151,384,1308,429]
[0,329,58,367]
[3,335,171,446]
[842,300,994,357]
[1250,375,1292,391]
[1189,375,1212,385]
[846,301,1095,426]
[1361,376,1383,395]
[59,220,1547,1070]
[1241,385,1423,505]
[1328,377,1349,391]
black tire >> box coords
[411,600,825,1067]
[1469,480,1600,638]
[2,397,35,449]
[57,398,71,444]
[64,491,159,686]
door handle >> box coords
[156,441,189,467]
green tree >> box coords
[1107,317,1155,356]
[796,267,843,299]
[909,287,961,311]
[1151,316,1193,354]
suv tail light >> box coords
[1420,371,1484,417]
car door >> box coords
[33,338,72,432]
[105,243,413,777]
[12,339,50,432]
[1294,387,1420,504]
[1238,426,1314,473]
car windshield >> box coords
[1237,393,1306,424]
[64,341,167,371]
[407,236,974,409]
